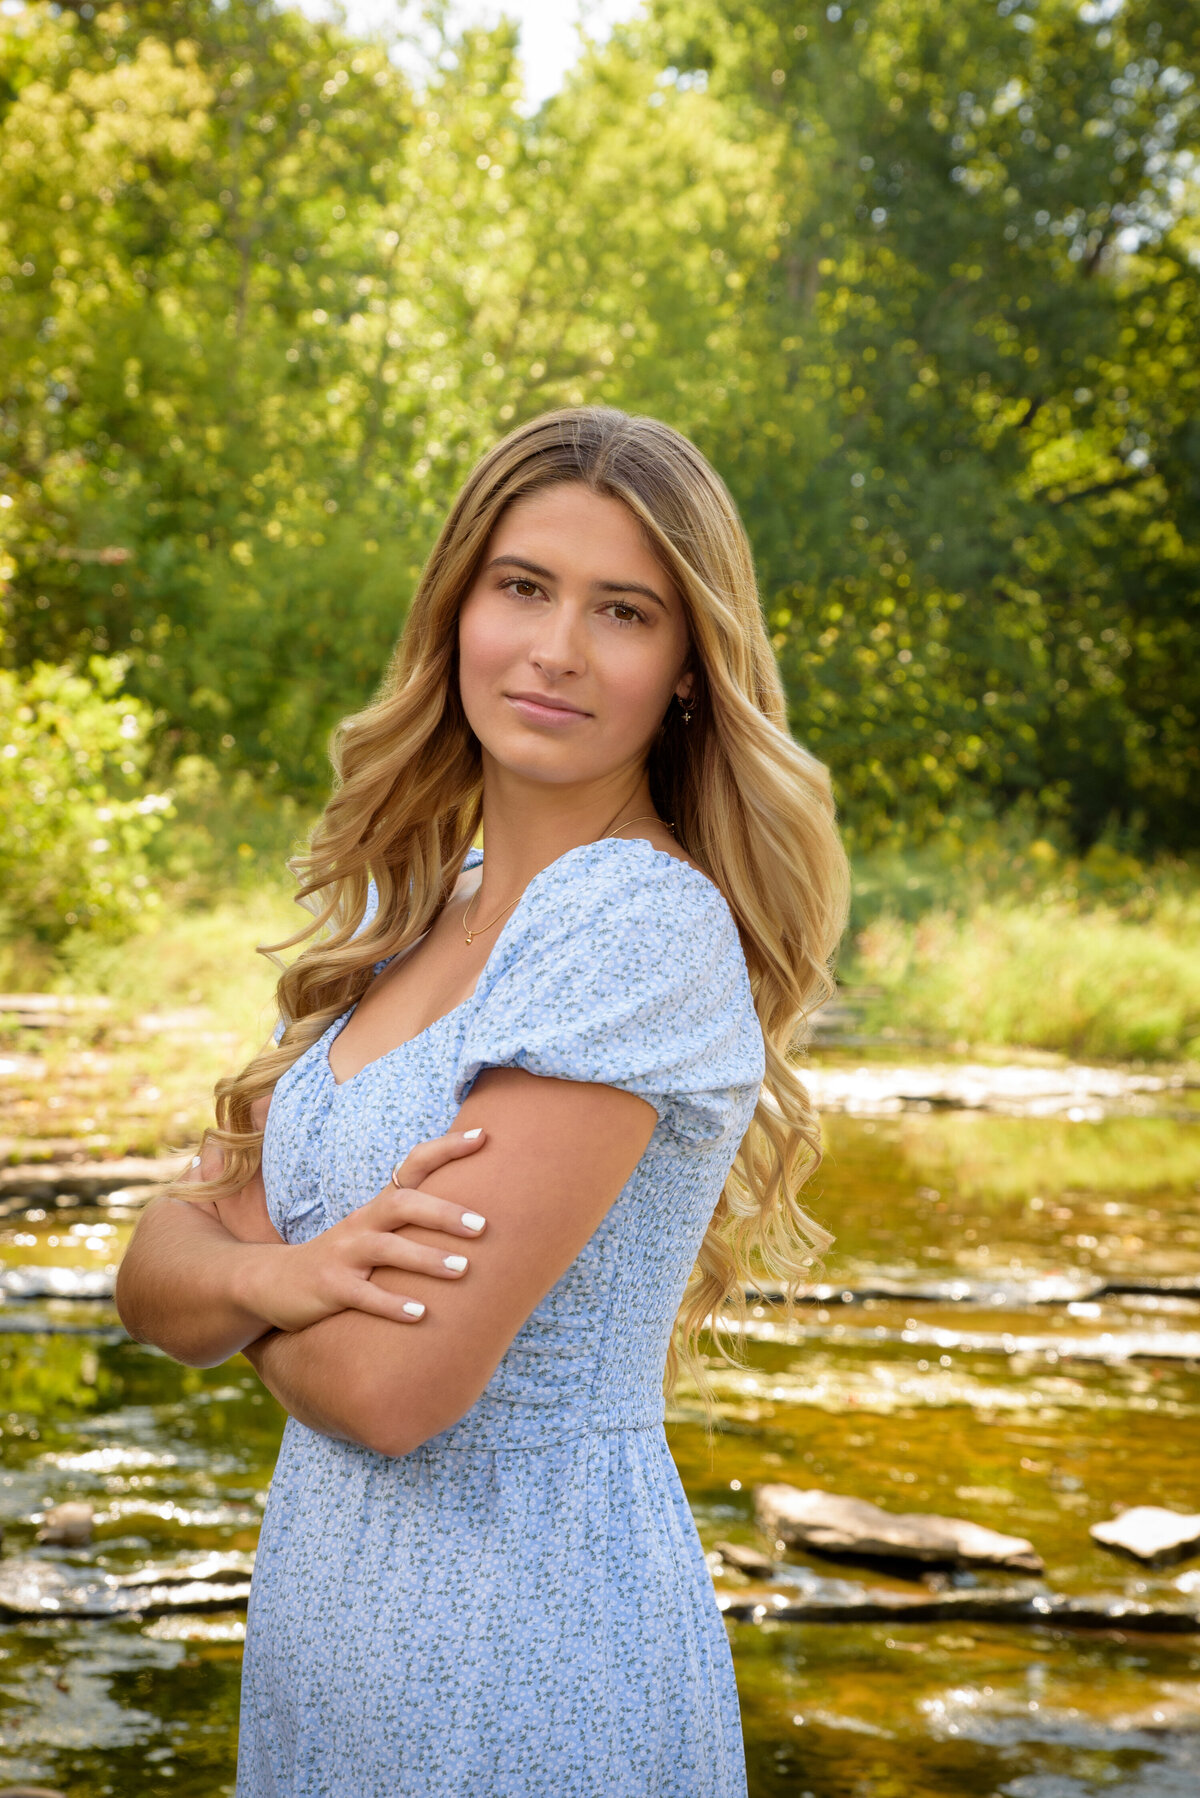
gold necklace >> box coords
[461,810,675,945]
[461,887,521,946]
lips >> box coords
[504,691,591,719]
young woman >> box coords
[116,405,851,1797]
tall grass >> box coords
[842,804,1200,1061]
[1,889,304,1163]
[5,784,1198,1094]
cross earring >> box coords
[679,693,693,725]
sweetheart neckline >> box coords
[320,834,717,1092]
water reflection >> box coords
[1,1096,1198,1794]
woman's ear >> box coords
[675,670,695,706]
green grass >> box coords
[49,884,299,1033]
[0,762,317,1161]
[842,814,1200,1062]
[846,896,1200,1061]
[0,887,304,1163]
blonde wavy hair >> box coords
[172,404,852,1424]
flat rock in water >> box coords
[1,1266,115,1301]
[713,1540,778,1578]
[718,1583,1200,1632]
[802,1061,1194,1120]
[813,1273,1098,1308]
[755,1484,1044,1573]
[35,1501,94,1546]
[0,1155,184,1209]
[0,1554,253,1619]
[1090,1506,1200,1564]
[750,1317,1200,1366]
[745,1272,1200,1308]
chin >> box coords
[476,727,592,784]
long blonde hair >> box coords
[174,405,852,1422]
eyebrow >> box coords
[483,554,669,613]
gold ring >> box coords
[390,1163,405,1189]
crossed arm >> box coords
[115,1067,658,1457]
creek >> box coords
[2,1051,1198,1796]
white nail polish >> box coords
[443,1254,468,1271]
[191,1155,201,1169]
[461,1211,486,1231]
[403,1300,425,1317]
[463,1127,483,1140]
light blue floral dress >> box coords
[238,836,765,1797]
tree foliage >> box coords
[0,650,170,935]
[642,0,1200,847]
[0,0,1196,851]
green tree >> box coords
[1,0,1196,853]
[641,0,1200,848]
[0,648,170,937]
[1,3,540,785]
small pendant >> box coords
[464,929,474,946]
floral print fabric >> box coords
[238,836,765,1797]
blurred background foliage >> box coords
[0,650,170,938]
[0,0,1197,1057]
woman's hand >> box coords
[238,1128,489,1334]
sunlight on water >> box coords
[2,1098,1199,1794]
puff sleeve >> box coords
[452,838,764,1150]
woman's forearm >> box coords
[115,1197,282,1368]
[243,1326,380,1447]
[241,1271,446,1457]
[120,1123,494,1416]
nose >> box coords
[528,597,587,682]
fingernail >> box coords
[191,1155,201,1169]
[403,1300,425,1317]
[443,1253,468,1271]
[463,1127,483,1140]
[461,1211,486,1231]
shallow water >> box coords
[2,1087,1199,1795]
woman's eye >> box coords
[499,577,644,625]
